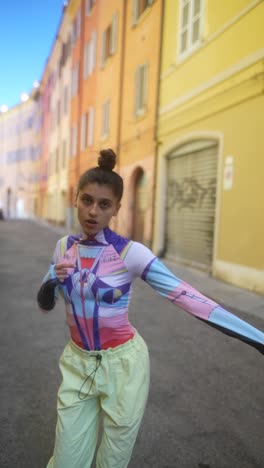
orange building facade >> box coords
[66,0,163,241]
[118,0,163,246]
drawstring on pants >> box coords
[78,354,102,400]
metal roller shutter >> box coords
[166,141,218,271]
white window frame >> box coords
[134,63,148,117]
[101,100,110,139]
[178,0,203,60]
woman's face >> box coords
[76,183,120,236]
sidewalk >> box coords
[33,218,264,321]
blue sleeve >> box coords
[142,258,264,354]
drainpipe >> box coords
[151,0,165,254]
[116,0,127,172]
[115,0,127,233]
[76,0,85,183]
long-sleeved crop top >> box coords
[37,227,264,354]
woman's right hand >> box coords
[54,263,75,282]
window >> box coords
[62,140,67,168]
[134,64,148,116]
[76,9,81,38]
[86,0,96,16]
[179,0,203,57]
[61,39,70,68]
[57,100,61,125]
[71,10,81,44]
[101,13,118,67]
[101,100,110,139]
[71,125,78,157]
[55,147,59,172]
[87,107,95,146]
[71,63,79,97]
[81,114,86,151]
[132,0,154,25]
[81,108,95,149]
[63,86,68,114]
[83,32,97,79]
[84,43,89,79]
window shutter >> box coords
[132,0,139,25]
[101,104,105,136]
[74,124,78,156]
[70,128,73,157]
[71,22,75,45]
[100,31,106,67]
[91,31,97,72]
[134,67,140,115]
[88,107,94,146]
[81,114,86,150]
[110,13,118,55]
[142,64,148,110]
[71,68,75,97]
[102,101,110,137]
[76,63,79,94]
[77,10,81,38]
[83,42,88,79]
[106,101,110,135]
[85,0,90,16]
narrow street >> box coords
[0,220,263,468]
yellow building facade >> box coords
[154,0,264,293]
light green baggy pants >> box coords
[47,333,150,468]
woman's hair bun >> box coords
[98,149,116,171]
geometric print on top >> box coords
[40,227,264,354]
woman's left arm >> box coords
[142,257,264,354]
[125,241,264,354]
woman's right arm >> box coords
[37,235,76,312]
[37,239,62,311]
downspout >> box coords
[115,0,128,233]
[151,0,165,254]
[116,0,127,171]
[76,0,85,183]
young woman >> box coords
[37,148,264,468]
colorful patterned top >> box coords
[38,227,264,354]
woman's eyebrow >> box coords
[99,198,112,203]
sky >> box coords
[0,1,65,110]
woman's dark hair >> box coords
[77,149,123,201]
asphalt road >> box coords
[0,220,263,468]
